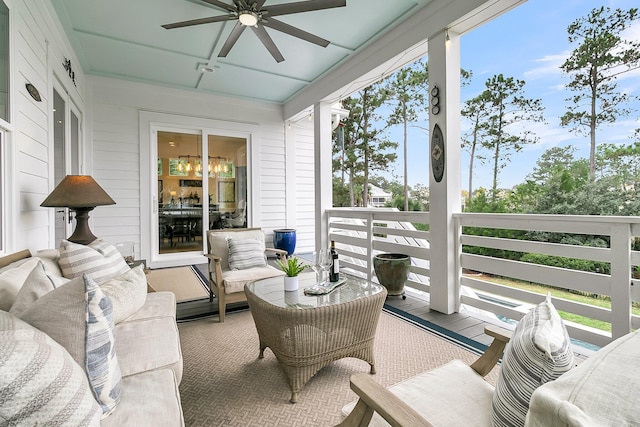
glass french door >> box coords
[153,128,248,259]
[53,83,81,247]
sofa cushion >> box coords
[115,316,183,383]
[0,257,39,311]
[85,275,122,417]
[123,291,176,322]
[227,237,267,270]
[101,368,184,427]
[9,260,56,317]
[17,275,124,418]
[0,310,101,426]
[113,291,182,384]
[342,359,495,426]
[491,295,574,427]
[99,264,148,323]
[526,328,640,426]
[58,239,129,283]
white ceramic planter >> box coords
[284,276,299,292]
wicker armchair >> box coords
[337,325,512,427]
[205,228,287,322]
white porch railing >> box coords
[327,208,640,348]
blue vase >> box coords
[274,229,296,255]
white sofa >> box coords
[0,246,184,426]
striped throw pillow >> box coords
[17,275,123,418]
[84,274,122,417]
[491,295,574,427]
[59,239,129,283]
[227,238,267,270]
[0,310,101,426]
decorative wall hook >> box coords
[63,57,77,86]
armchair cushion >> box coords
[223,266,284,294]
[228,238,267,270]
[342,359,495,426]
[526,328,640,427]
[491,296,574,427]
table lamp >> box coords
[41,175,116,245]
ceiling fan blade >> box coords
[218,21,247,58]
[162,14,235,29]
[262,17,329,47]
[201,0,237,13]
[254,0,267,9]
[265,0,346,17]
[251,25,284,63]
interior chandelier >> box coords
[177,155,229,174]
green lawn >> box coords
[471,274,640,332]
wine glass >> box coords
[312,249,332,285]
[319,249,333,285]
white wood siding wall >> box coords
[294,123,315,254]
[7,0,83,254]
[87,76,314,259]
[259,126,286,232]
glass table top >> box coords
[246,272,384,309]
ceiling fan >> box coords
[162,0,347,63]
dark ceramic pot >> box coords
[373,253,411,296]
[273,229,297,255]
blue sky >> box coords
[386,0,640,191]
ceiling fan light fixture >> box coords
[238,11,258,27]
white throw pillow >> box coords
[17,275,123,418]
[227,238,267,270]
[0,310,101,426]
[491,295,574,427]
[8,260,57,317]
[58,239,129,283]
[35,248,65,276]
[0,257,40,311]
[99,264,147,323]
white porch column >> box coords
[314,102,332,252]
[428,30,461,314]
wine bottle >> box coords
[329,240,339,282]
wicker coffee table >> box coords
[244,273,386,403]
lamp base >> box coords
[68,207,98,245]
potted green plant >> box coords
[277,256,309,291]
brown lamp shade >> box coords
[41,175,115,208]
[41,175,115,245]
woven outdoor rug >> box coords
[177,308,500,426]
[146,265,209,302]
